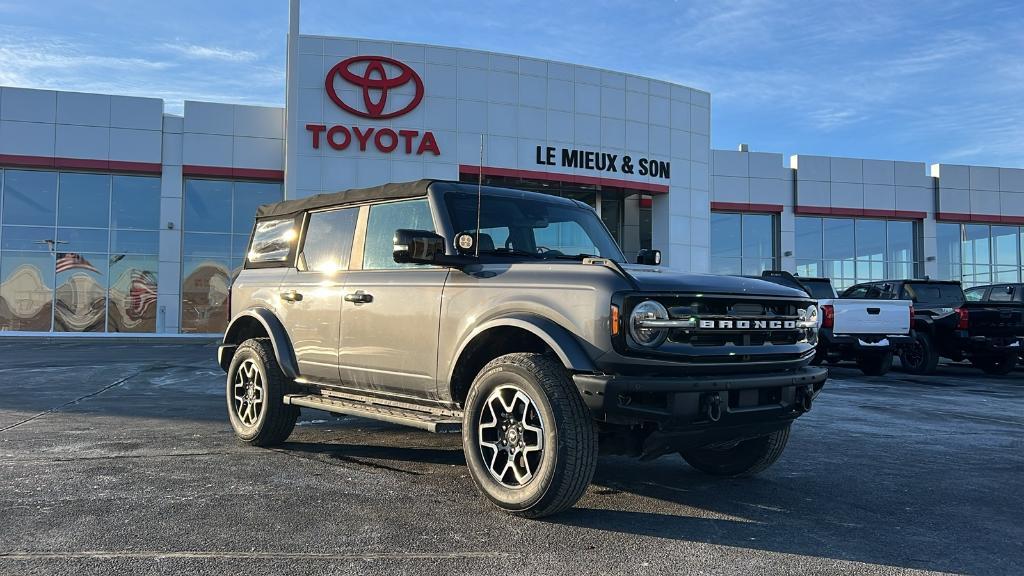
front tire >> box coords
[462,353,597,518]
[856,351,893,376]
[681,425,791,477]
[899,332,940,374]
[226,338,299,446]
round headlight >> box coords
[800,304,819,328]
[629,300,670,347]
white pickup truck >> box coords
[758,272,913,376]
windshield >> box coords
[444,191,625,261]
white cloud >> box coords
[162,42,259,63]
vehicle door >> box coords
[276,207,359,383]
[337,198,448,399]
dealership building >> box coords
[0,29,1022,335]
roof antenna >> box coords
[475,134,484,258]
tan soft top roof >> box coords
[255,179,435,219]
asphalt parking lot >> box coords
[0,340,1021,575]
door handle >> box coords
[280,290,303,302]
[867,307,880,315]
[344,290,373,304]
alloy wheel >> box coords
[232,359,265,427]
[477,385,545,488]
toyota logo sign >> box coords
[325,55,424,119]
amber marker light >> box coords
[610,305,621,336]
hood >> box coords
[622,265,809,298]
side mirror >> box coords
[393,229,445,265]
[636,249,662,266]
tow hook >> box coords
[702,392,722,422]
[798,385,814,412]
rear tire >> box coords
[462,353,597,518]
[856,351,893,376]
[899,333,940,375]
[226,338,299,446]
[681,425,791,477]
[971,354,1018,375]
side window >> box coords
[300,208,359,273]
[964,288,986,302]
[246,217,297,266]
[842,285,868,298]
[362,199,435,270]
[989,285,1013,302]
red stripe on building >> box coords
[936,212,1024,225]
[458,164,670,194]
[183,165,284,181]
[710,201,784,213]
[0,154,161,174]
[794,206,927,219]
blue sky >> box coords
[1,0,1021,167]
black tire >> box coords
[899,332,940,375]
[462,353,597,518]
[856,351,893,376]
[226,338,299,446]
[971,354,1018,375]
[681,424,791,477]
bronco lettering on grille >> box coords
[698,319,797,329]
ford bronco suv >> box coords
[218,180,827,517]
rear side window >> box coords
[246,217,298,266]
[964,288,986,302]
[299,208,359,273]
[362,199,435,270]
[988,285,1015,302]
[902,283,965,307]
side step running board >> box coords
[284,393,463,434]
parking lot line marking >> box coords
[0,369,148,434]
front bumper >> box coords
[573,366,827,426]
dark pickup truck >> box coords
[842,279,1022,375]
[964,283,1024,368]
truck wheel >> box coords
[856,352,893,376]
[899,333,939,375]
[971,354,1018,375]
[462,353,597,518]
[681,424,790,477]
[226,338,299,446]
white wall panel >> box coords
[55,124,108,159]
[56,92,110,127]
[0,120,55,156]
[1,87,56,123]
[109,128,161,164]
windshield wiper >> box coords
[483,248,546,259]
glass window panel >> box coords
[887,261,915,280]
[742,214,774,261]
[710,257,741,275]
[710,213,741,259]
[108,255,158,333]
[0,251,54,331]
[741,257,772,275]
[247,218,297,263]
[887,221,915,263]
[992,226,1019,268]
[232,234,251,260]
[989,285,1014,302]
[2,226,56,251]
[855,219,886,261]
[54,253,107,332]
[57,227,109,253]
[58,173,110,228]
[184,179,232,232]
[181,257,231,333]
[993,266,1019,283]
[363,199,435,270]
[233,182,283,234]
[2,170,57,226]
[935,223,962,281]
[600,199,622,244]
[795,260,822,277]
[795,217,823,260]
[964,224,990,265]
[964,287,986,302]
[300,208,359,273]
[111,176,161,230]
[639,207,652,251]
[823,218,855,262]
[183,233,231,258]
[110,230,159,255]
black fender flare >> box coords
[221,308,300,379]
[446,313,597,386]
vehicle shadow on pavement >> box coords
[279,440,467,467]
